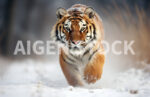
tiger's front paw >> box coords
[84,65,101,84]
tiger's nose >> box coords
[72,40,80,44]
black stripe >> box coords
[83,48,90,56]
[55,24,65,44]
[62,55,73,65]
[88,49,98,61]
[86,21,89,24]
[55,23,59,40]
[59,26,62,38]
[87,24,96,43]
[70,53,81,61]
[92,23,96,40]
[69,18,82,21]
[62,55,78,71]
[65,54,76,63]
[89,26,92,32]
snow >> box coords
[0,59,150,97]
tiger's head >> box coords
[52,7,98,54]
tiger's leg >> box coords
[84,53,105,84]
[59,52,83,86]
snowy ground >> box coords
[0,58,150,97]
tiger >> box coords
[51,4,105,86]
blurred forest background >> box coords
[0,0,150,68]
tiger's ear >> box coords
[56,7,67,19]
[84,7,95,18]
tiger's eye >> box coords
[83,24,87,26]
[80,27,86,32]
[65,27,70,32]
[64,24,68,26]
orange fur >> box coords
[51,4,105,86]
[84,53,105,83]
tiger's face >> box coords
[54,7,96,53]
